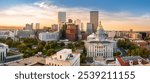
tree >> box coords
[59,42,65,47]
[114,52,121,57]
[6,37,13,47]
[67,43,75,51]
[80,46,87,63]
[12,41,21,48]
[36,44,44,52]
[46,49,56,56]
[17,43,27,53]
[39,41,46,46]
[20,38,38,45]
[23,48,34,58]
[45,43,51,50]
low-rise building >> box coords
[86,41,114,60]
[0,30,16,39]
[39,32,59,42]
[129,32,142,40]
[17,30,35,38]
[116,56,149,66]
[4,56,45,66]
[0,43,9,62]
[46,49,80,66]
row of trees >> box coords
[0,37,85,58]
[117,39,150,58]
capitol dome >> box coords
[97,21,106,41]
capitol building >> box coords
[85,21,117,61]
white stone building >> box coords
[39,32,59,42]
[86,41,114,60]
[46,49,80,66]
[0,43,9,62]
[85,21,116,60]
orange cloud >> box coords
[0,1,150,31]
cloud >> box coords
[0,1,150,31]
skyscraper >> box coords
[74,19,82,40]
[35,23,40,30]
[58,12,66,24]
[87,23,93,34]
[90,11,99,33]
[58,12,66,33]
[25,23,33,30]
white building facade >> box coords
[39,32,59,42]
[0,43,9,62]
[85,21,116,60]
[87,41,114,60]
[46,49,80,66]
[0,30,16,39]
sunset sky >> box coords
[0,0,150,31]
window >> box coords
[60,55,62,59]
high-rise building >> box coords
[51,24,59,31]
[25,23,33,30]
[58,12,66,24]
[68,19,73,23]
[87,23,93,34]
[81,23,84,31]
[75,19,82,39]
[35,23,40,30]
[66,24,78,41]
[90,11,99,33]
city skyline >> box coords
[0,0,150,31]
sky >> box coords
[0,0,150,31]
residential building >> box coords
[129,32,142,40]
[116,56,149,66]
[25,23,33,30]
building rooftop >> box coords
[4,56,45,66]
[117,56,149,66]
[46,53,80,66]
[46,49,80,66]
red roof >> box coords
[117,57,149,66]
[117,57,129,66]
